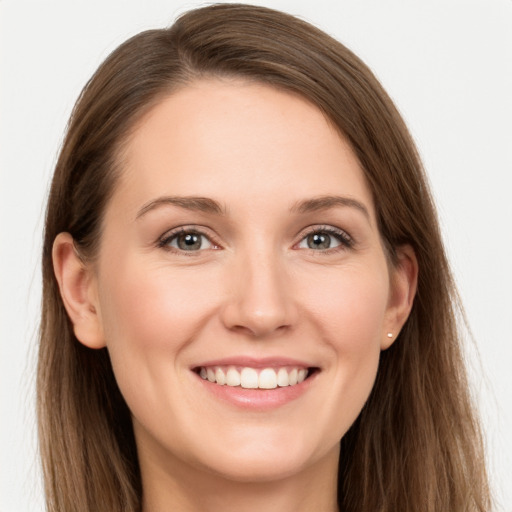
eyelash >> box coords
[157,226,220,254]
[157,225,354,254]
[297,225,354,252]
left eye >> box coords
[297,231,344,250]
[164,231,214,251]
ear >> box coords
[382,244,418,350]
[52,232,106,349]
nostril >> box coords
[225,320,293,339]
[219,272,298,337]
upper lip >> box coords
[192,356,317,370]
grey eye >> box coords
[168,232,213,251]
[298,232,342,250]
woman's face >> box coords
[72,80,415,483]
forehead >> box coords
[110,79,375,220]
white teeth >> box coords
[215,367,226,385]
[226,366,241,386]
[277,367,289,387]
[198,365,310,389]
[240,367,259,389]
[258,368,277,389]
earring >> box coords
[387,332,393,338]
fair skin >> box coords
[53,80,417,512]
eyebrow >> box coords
[135,194,370,221]
[290,195,370,220]
[136,196,226,219]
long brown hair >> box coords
[38,4,490,511]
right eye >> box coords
[160,229,216,252]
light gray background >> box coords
[1,1,511,510]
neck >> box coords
[140,445,340,512]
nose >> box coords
[220,250,298,338]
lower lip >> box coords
[193,371,317,410]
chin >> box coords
[200,450,315,483]
[187,429,337,484]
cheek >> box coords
[95,258,228,452]
[303,262,390,344]
[301,264,389,430]
[98,258,218,351]
[326,266,388,372]
[96,258,220,410]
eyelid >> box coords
[157,225,222,252]
[156,224,353,253]
[294,224,354,250]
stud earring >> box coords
[387,332,393,338]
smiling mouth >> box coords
[194,365,318,389]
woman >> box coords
[38,4,490,511]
